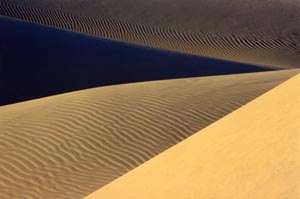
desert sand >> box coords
[0,1,299,198]
[0,70,298,198]
[1,0,300,67]
[86,73,300,199]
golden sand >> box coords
[86,73,300,199]
[0,70,298,198]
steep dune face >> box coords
[1,0,299,67]
[0,70,298,199]
[0,17,273,106]
[86,73,300,199]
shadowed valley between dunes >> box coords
[0,16,276,106]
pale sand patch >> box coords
[86,73,300,199]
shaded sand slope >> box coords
[1,0,300,67]
[86,73,300,199]
[0,70,298,199]
[0,17,273,106]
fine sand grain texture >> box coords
[0,0,300,68]
[0,70,298,199]
[86,73,300,199]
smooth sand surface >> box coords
[1,0,300,68]
[0,70,298,199]
[86,73,300,199]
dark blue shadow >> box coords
[0,17,274,106]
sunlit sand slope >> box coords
[0,70,298,199]
[86,73,300,199]
[0,0,299,67]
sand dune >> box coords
[86,73,300,199]
[1,1,299,198]
[0,16,274,106]
[0,70,297,199]
[0,0,299,68]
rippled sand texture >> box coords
[0,0,300,68]
[0,70,297,199]
[86,73,300,199]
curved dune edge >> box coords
[86,73,300,199]
[1,1,300,68]
[0,70,298,199]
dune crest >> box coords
[86,73,300,199]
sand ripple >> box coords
[0,2,299,68]
[0,70,298,198]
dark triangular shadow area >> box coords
[0,17,274,106]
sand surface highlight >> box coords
[0,70,298,198]
[86,73,300,199]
